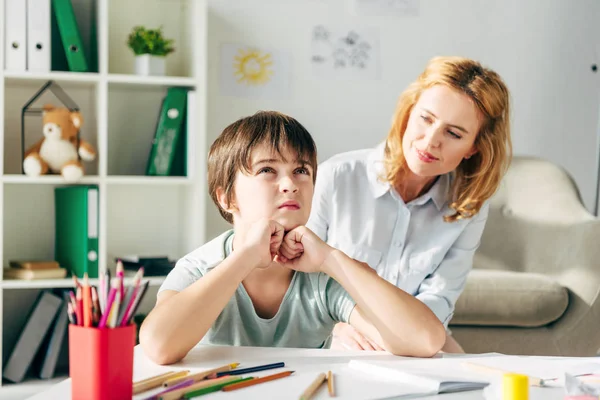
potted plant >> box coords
[127,26,175,76]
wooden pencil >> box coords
[133,370,190,394]
[134,370,181,386]
[222,370,294,392]
[300,372,327,400]
[163,362,240,387]
[327,370,335,397]
[82,273,92,327]
[159,376,240,400]
[461,362,544,386]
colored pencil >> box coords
[103,269,111,314]
[159,376,240,400]
[163,362,240,387]
[216,361,284,377]
[82,273,92,327]
[134,371,182,386]
[91,286,101,325]
[97,279,117,328]
[182,377,253,398]
[68,291,78,322]
[108,290,121,328]
[98,271,105,313]
[327,370,335,397]
[118,267,144,326]
[141,378,194,400]
[67,303,76,324]
[116,259,125,299]
[133,370,190,394]
[123,280,150,326]
[75,287,83,326]
[222,370,294,392]
[300,372,327,400]
[72,274,81,290]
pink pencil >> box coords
[116,260,125,300]
[119,267,144,326]
[98,279,118,328]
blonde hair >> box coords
[384,56,512,222]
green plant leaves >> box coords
[127,26,175,56]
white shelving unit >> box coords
[0,0,207,395]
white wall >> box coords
[205,0,600,239]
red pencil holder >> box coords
[69,324,136,400]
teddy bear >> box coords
[23,104,96,182]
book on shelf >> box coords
[55,185,99,278]
[3,291,63,383]
[348,359,489,396]
[3,267,67,280]
[9,260,60,270]
[38,294,69,379]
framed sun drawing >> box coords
[220,43,290,98]
[233,48,274,85]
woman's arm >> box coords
[139,249,257,365]
[415,204,489,327]
[323,250,446,357]
[280,227,446,357]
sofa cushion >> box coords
[450,269,569,327]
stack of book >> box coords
[4,260,67,280]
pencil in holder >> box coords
[69,324,136,400]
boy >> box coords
[139,111,445,365]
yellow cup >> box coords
[502,373,529,400]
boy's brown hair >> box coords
[208,111,318,224]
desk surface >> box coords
[28,346,569,399]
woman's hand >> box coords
[331,323,385,351]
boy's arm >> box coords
[280,227,446,357]
[139,249,257,365]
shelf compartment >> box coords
[108,0,195,78]
[3,82,100,176]
[2,185,58,268]
[107,84,188,177]
[106,184,188,273]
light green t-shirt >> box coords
[158,230,356,348]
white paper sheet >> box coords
[219,43,291,99]
[310,25,380,80]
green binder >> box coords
[51,0,98,72]
[52,0,89,72]
[146,87,188,176]
[55,185,99,278]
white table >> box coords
[28,346,568,399]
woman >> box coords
[307,56,512,353]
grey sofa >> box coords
[449,156,600,356]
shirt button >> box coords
[393,241,402,247]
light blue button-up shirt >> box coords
[307,143,489,326]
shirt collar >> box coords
[366,142,391,199]
[409,173,450,211]
[366,142,450,210]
